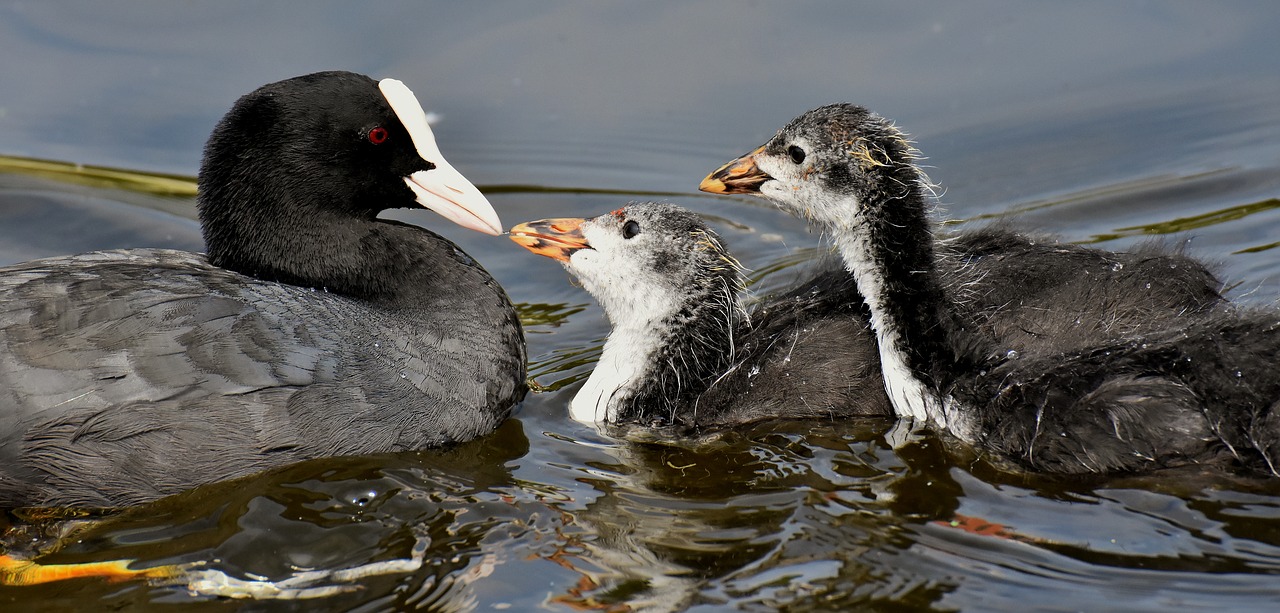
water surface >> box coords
[3,2,1280,610]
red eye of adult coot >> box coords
[367,126,389,144]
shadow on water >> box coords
[2,419,543,610]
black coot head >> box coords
[699,103,926,230]
[198,71,499,271]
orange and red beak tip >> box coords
[698,174,728,193]
[699,146,771,195]
[509,218,591,262]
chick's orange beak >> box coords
[509,218,590,262]
[699,146,771,194]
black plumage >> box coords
[701,102,1280,475]
[0,71,525,507]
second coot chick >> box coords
[701,103,1280,475]
[0,72,526,507]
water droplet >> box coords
[1144,282,1152,289]
[1111,262,1124,272]
[1005,349,1019,359]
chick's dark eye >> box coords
[622,220,641,239]
[367,126,389,145]
[787,145,806,164]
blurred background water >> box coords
[2,2,1280,610]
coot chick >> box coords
[509,201,1219,433]
[701,103,1280,475]
[511,203,887,428]
[0,72,526,507]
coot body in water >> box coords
[511,201,1221,436]
[0,72,526,507]
[702,103,1280,475]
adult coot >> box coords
[701,103,1280,475]
[0,71,526,507]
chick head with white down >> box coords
[698,103,927,235]
[511,202,745,425]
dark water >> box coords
[3,2,1280,610]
